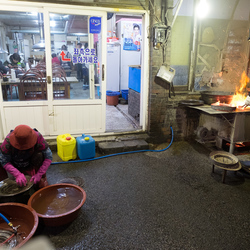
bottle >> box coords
[11,69,16,80]
[26,62,30,71]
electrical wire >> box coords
[51,126,174,165]
[137,0,147,11]
[148,0,161,23]
[165,0,182,28]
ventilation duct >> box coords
[32,13,45,51]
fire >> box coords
[230,71,249,107]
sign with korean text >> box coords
[72,48,98,64]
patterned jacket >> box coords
[0,129,52,169]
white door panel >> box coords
[52,104,103,135]
[3,106,50,135]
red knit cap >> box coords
[9,125,37,150]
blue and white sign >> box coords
[89,17,101,34]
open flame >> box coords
[230,71,249,108]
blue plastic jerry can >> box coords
[76,134,96,160]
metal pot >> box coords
[200,91,235,105]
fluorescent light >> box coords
[29,12,38,16]
[197,0,209,18]
[50,21,56,27]
[0,47,8,54]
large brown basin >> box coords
[28,183,86,227]
[0,203,39,249]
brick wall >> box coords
[148,91,201,143]
[147,0,195,143]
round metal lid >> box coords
[0,175,33,197]
[209,151,239,168]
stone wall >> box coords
[196,19,249,91]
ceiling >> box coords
[0,11,141,36]
[0,11,89,35]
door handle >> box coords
[47,76,51,84]
[102,64,105,81]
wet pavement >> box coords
[34,140,250,250]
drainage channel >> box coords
[115,106,140,129]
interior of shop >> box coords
[0,11,142,133]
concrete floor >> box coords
[30,140,250,250]
[106,104,141,132]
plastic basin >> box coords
[28,183,86,227]
[0,203,39,248]
[121,89,128,101]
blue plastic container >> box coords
[121,89,128,100]
[76,134,96,160]
[106,90,120,96]
[106,90,120,105]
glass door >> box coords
[0,3,106,136]
[44,8,106,135]
[47,12,102,100]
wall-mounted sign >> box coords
[89,17,101,34]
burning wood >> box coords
[230,71,250,108]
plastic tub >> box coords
[28,183,86,227]
[106,90,120,106]
[76,134,96,160]
[57,134,77,161]
[0,203,39,248]
[121,89,128,100]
